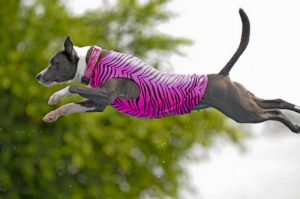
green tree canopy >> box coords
[0,0,245,198]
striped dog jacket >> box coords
[88,47,208,118]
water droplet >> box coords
[69,184,72,188]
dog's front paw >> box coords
[48,92,63,105]
[48,87,70,105]
[43,110,62,123]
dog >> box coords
[37,9,300,133]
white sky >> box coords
[68,0,300,198]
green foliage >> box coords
[0,0,245,198]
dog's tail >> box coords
[218,9,250,76]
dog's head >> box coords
[37,36,79,87]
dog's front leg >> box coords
[44,85,115,123]
[43,100,106,123]
[48,85,115,105]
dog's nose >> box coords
[36,73,42,80]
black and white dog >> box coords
[37,9,300,133]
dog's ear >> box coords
[64,36,73,57]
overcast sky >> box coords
[68,0,300,198]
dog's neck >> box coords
[72,46,108,83]
[72,46,91,82]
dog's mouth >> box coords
[38,79,58,87]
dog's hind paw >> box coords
[295,106,300,112]
[291,124,300,134]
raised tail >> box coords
[218,9,250,76]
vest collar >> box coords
[81,46,102,85]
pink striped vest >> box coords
[86,47,208,118]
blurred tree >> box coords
[0,0,245,198]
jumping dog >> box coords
[37,9,300,133]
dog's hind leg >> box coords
[254,98,300,113]
[202,75,300,133]
[260,110,300,133]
